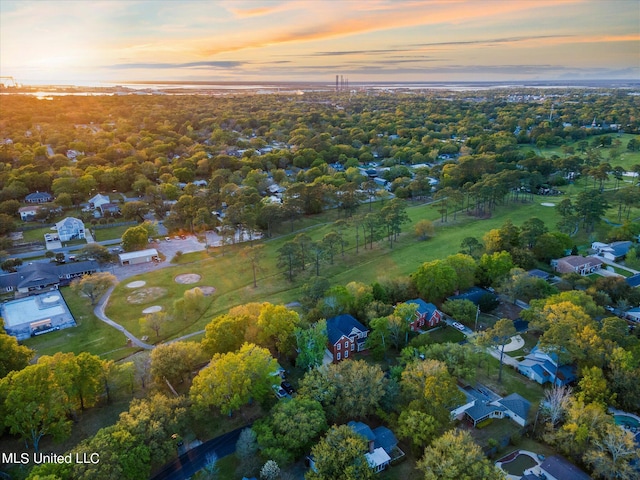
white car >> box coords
[272,384,287,399]
[452,322,466,331]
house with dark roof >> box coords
[552,255,603,275]
[347,421,402,473]
[0,261,98,297]
[523,455,592,480]
[592,240,633,261]
[326,314,369,363]
[452,385,531,427]
[403,299,442,331]
[518,345,576,387]
[25,191,53,204]
[626,273,640,288]
[447,286,497,306]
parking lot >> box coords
[110,235,206,281]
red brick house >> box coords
[326,314,369,363]
[404,299,443,331]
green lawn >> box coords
[518,133,640,171]
[424,325,466,344]
[23,288,141,361]
[92,224,132,241]
[101,198,565,343]
[475,352,544,409]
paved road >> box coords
[150,426,246,480]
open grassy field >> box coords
[518,133,640,171]
[101,198,566,343]
[23,288,141,361]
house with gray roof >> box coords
[452,385,531,427]
[626,273,640,288]
[592,240,633,261]
[518,345,576,387]
[25,191,52,203]
[347,421,402,473]
[523,454,591,480]
[55,217,85,242]
[552,255,603,275]
[0,261,98,297]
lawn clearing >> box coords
[24,287,141,361]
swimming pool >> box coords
[614,414,640,428]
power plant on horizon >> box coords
[336,75,349,92]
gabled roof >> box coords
[556,255,602,267]
[372,426,398,453]
[625,274,640,288]
[608,241,632,257]
[0,261,98,289]
[448,286,496,305]
[89,193,110,205]
[56,216,84,231]
[326,314,368,345]
[405,298,439,318]
[497,393,531,420]
[540,455,591,480]
[25,191,52,201]
[465,401,499,421]
[347,421,375,441]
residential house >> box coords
[99,203,120,216]
[55,217,85,242]
[552,255,603,275]
[326,314,369,363]
[88,193,111,210]
[0,261,98,297]
[403,299,442,330]
[18,205,40,221]
[452,385,531,428]
[592,240,633,261]
[625,273,640,288]
[518,345,576,387]
[347,421,403,473]
[447,286,497,306]
[25,191,52,204]
[625,307,640,322]
[523,455,591,480]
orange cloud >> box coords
[196,0,580,57]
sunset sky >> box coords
[1,0,638,85]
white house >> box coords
[88,193,111,210]
[18,206,40,221]
[55,217,85,242]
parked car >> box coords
[452,322,465,331]
[272,384,287,399]
[281,381,294,395]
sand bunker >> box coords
[188,286,216,296]
[127,287,168,304]
[198,286,216,296]
[541,202,556,207]
[126,280,146,288]
[175,273,201,284]
[142,305,162,314]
